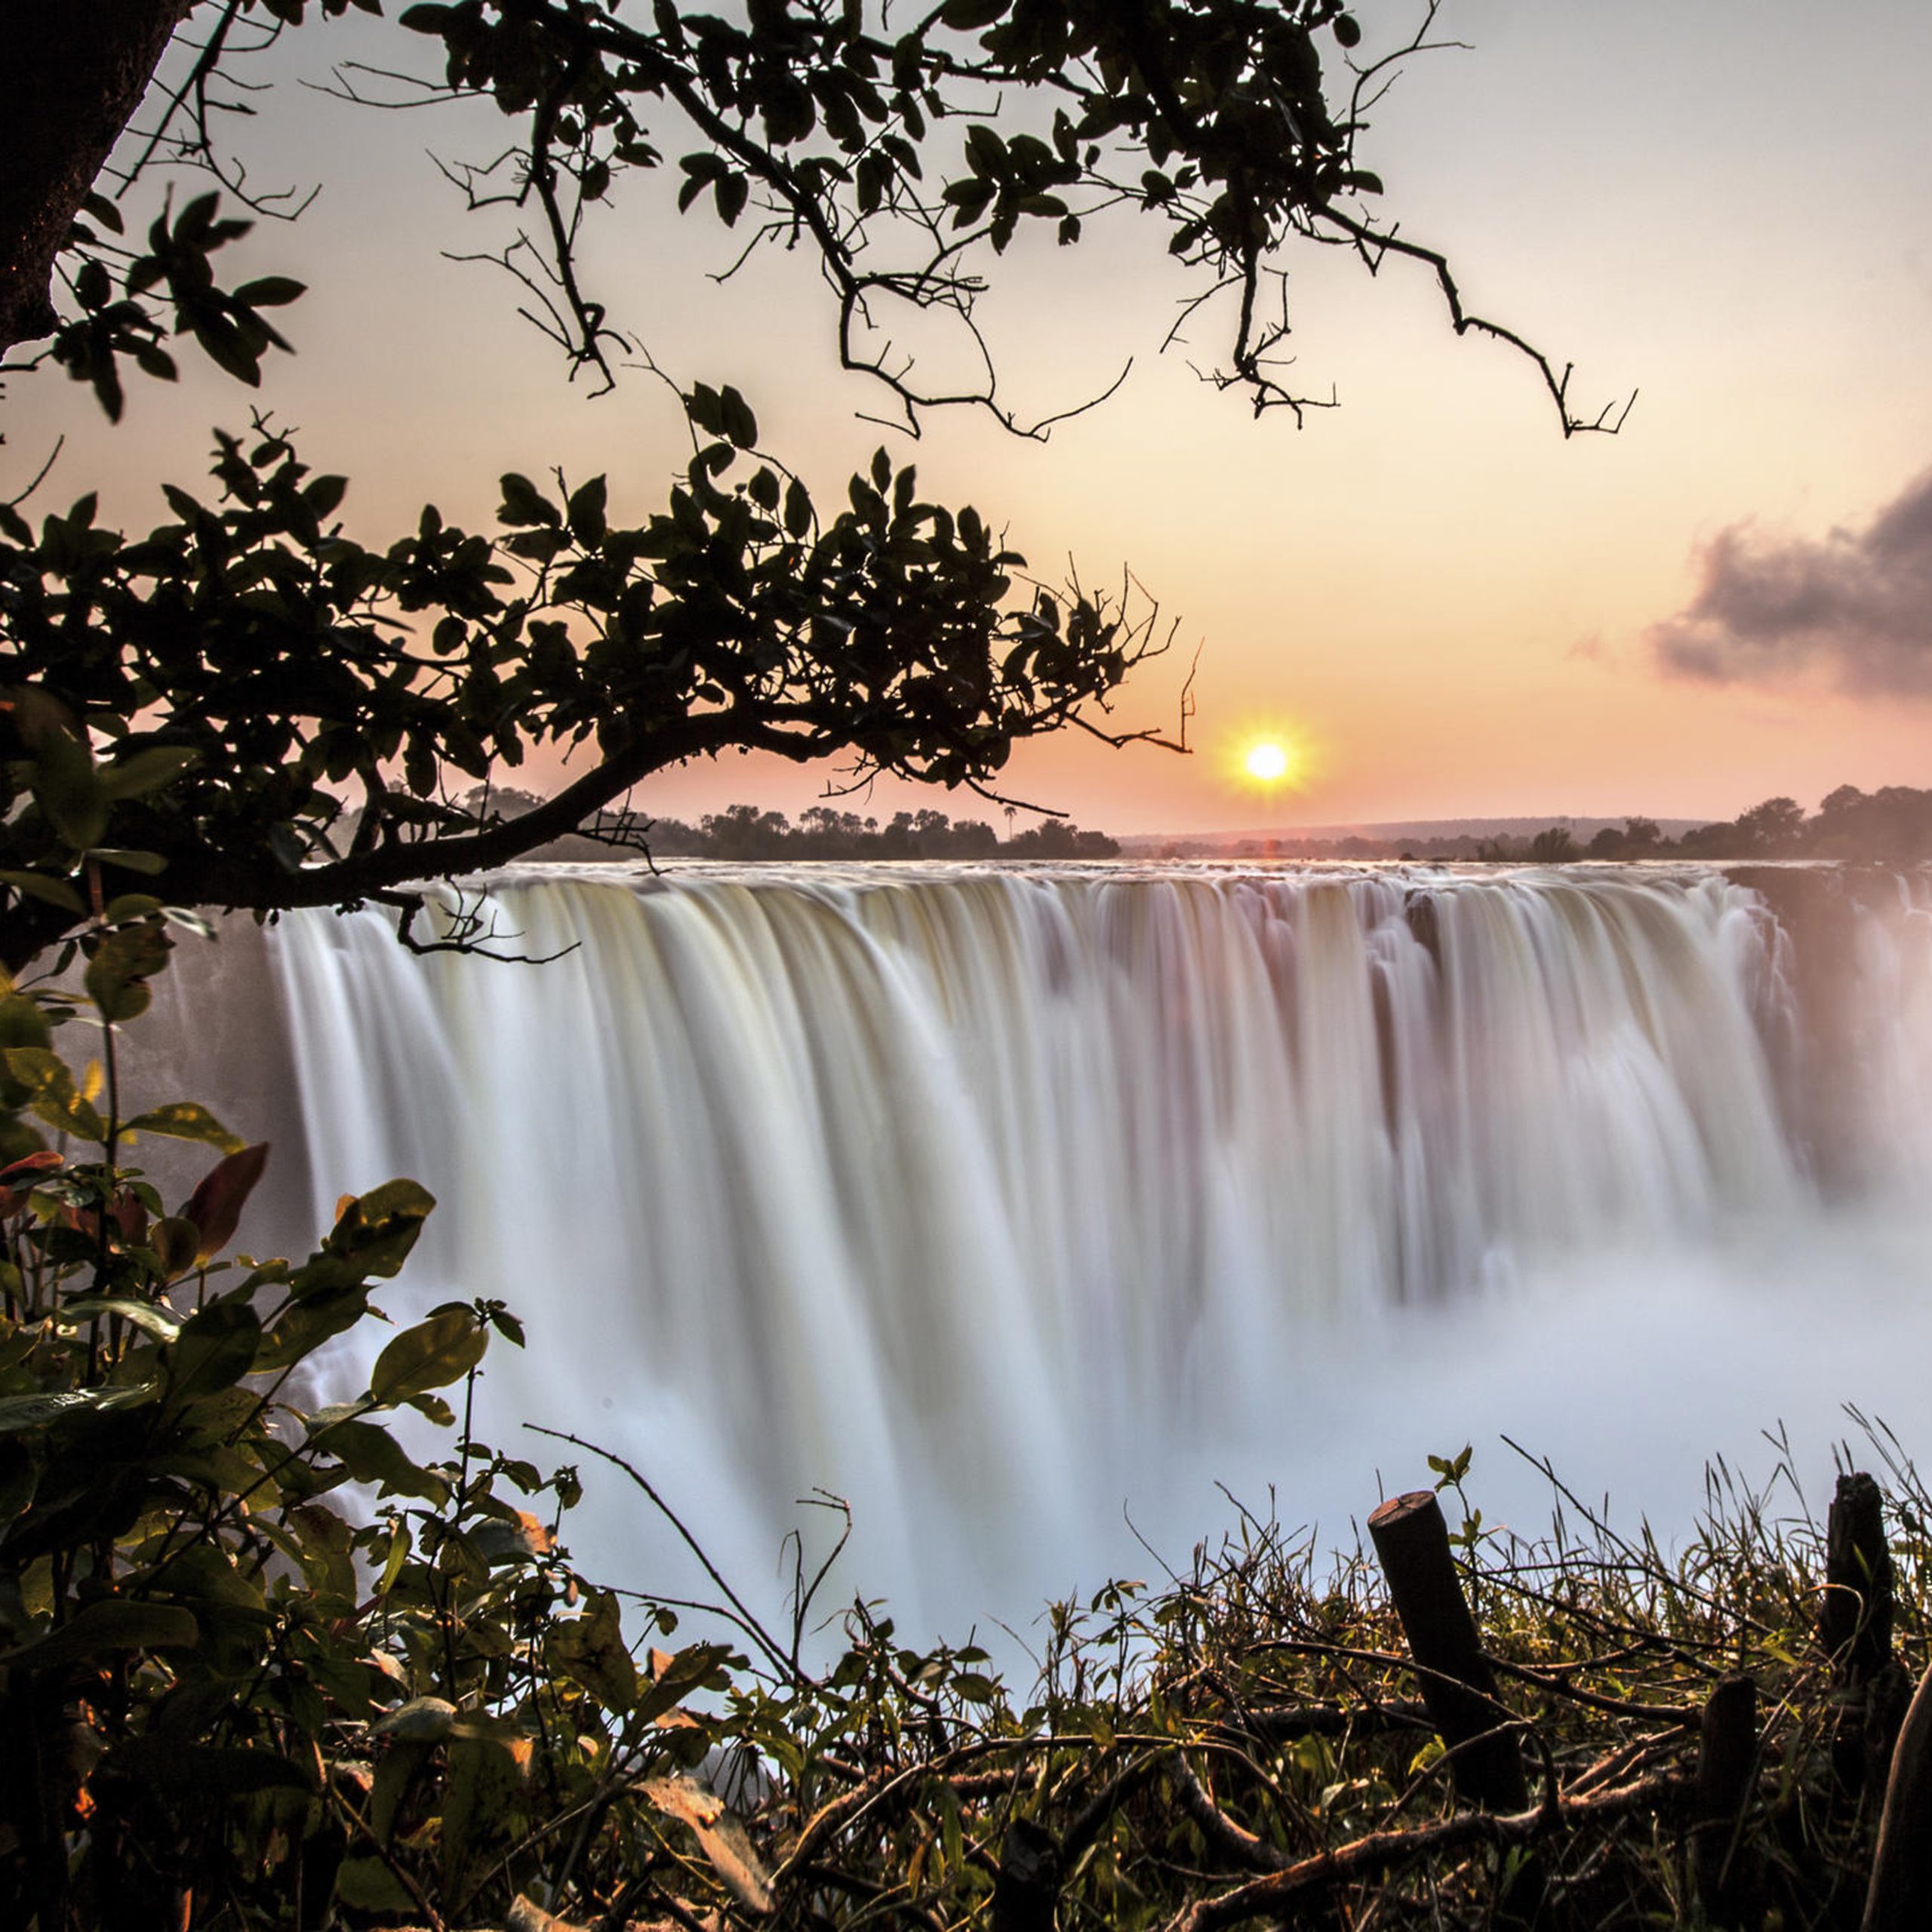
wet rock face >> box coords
[1724,863,1932,1195]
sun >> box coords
[1223,721,1318,796]
[1244,740,1292,784]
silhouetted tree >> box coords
[1734,796,1806,855]
[3,2,1622,966]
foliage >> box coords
[2,0,1625,971]
[0,423,1158,968]
[1,884,1926,1930]
[44,186,307,424]
[12,1,1626,433]
[0,888,766,1928]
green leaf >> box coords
[498,472,560,528]
[334,1857,419,1913]
[81,192,125,235]
[2,1048,106,1141]
[256,1284,373,1371]
[0,1391,104,1434]
[166,1299,263,1403]
[30,726,109,851]
[940,0,1008,31]
[320,1416,449,1503]
[368,1303,487,1403]
[102,894,166,924]
[634,1642,734,1724]
[546,1589,638,1709]
[783,476,814,540]
[325,1178,435,1276]
[0,871,86,915]
[2,1598,199,1670]
[373,1695,458,1743]
[97,746,200,801]
[85,918,174,1023]
[59,1297,183,1342]
[125,1101,245,1154]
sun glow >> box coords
[1220,721,1321,800]
[1244,740,1291,783]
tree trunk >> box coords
[0,0,195,353]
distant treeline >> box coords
[1534,785,1932,863]
[479,793,1122,862]
[638,803,1120,860]
[466,786,1931,868]
[1150,786,1932,864]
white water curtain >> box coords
[269,864,1932,1628]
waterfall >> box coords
[263,863,1932,1628]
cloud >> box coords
[1650,466,1932,697]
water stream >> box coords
[260,863,1932,1632]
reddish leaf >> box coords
[183,1142,270,1260]
[0,1149,63,1218]
[112,1187,148,1245]
[0,1150,64,1186]
[154,1216,201,1280]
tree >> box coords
[1733,795,1805,857]
[2,1,1620,968]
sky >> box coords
[8,0,1932,837]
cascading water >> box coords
[260,863,1932,1629]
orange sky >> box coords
[9,0,1932,835]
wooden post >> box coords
[1367,1490,1526,1813]
[1823,1472,1900,1802]
[992,1817,1060,1932]
[1863,1663,1932,1932]
[1692,1675,1759,1931]
[1823,1473,1894,1690]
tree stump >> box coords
[1367,1491,1526,1812]
[1823,1473,1894,1689]
[992,1817,1060,1932]
[1369,1490,1546,1924]
[1692,1675,1760,1931]
[1823,1472,1898,1802]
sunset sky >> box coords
[11,0,1932,836]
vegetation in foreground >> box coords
[4,867,1927,1930]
